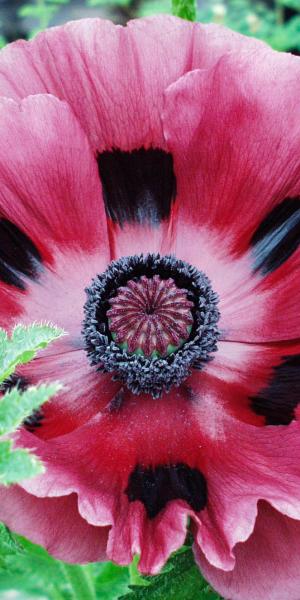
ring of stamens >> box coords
[83,253,220,398]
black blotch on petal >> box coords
[125,463,207,519]
[0,374,30,393]
[251,354,300,425]
[0,219,42,289]
[97,148,176,226]
[251,197,300,274]
[0,375,44,431]
[23,409,44,432]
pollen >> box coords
[107,275,193,357]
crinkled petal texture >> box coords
[0,14,300,599]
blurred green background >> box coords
[0,0,299,53]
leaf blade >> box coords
[0,440,44,485]
[172,0,196,21]
[0,383,62,436]
[0,323,64,383]
[119,547,223,600]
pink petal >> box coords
[107,499,193,574]
[15,393,203,571]
[0,17,264,153]
[163,50,300,254]
[196,420,300,571]
[17,350,120,439]
[163,51,300,341]
[11,360,300,573]
[195,501,300,600]
[239,248,300,342]
[108,220,176,260]
[0,486,108,563]
[0,95,110,343]
[205,340,300,425]
[0,282,22,330]
[168,226,266,343]
[0,95,109,257]
[0,18,268,260]
[15,251,109,347]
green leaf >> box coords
[94,562,130,599]
[0,35,7,49]
[119,546,223,600]
[0,323,64,486]
[0,524,22,569]
[0,383,62,436]
[0,531,129,600]
[0,533,223,600]
[172,0,196,21]
[0,440,44,485]
[0,522,23,559]
[0,380,61,485]
[0,323,64,384]
[0,533,69,599]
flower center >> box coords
[83,253,220,398]
[107,275,193,358]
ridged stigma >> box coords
[107,275,193,357]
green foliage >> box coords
[0,323,64,384]
[0,531,223,600]
[197,0,300,52]
[0,529,130,599]
[0,529,73,598]
[172,0,196,21]
[18,0,71,37]
[0,383,61,437]
[0,324,63,485]
[138,0,171,17]
[278,0,300,9]
[94,562,131,599]
[87,0,132,7]
[0,440,44,485]
[8,0,300,52]
[120,546,222,600]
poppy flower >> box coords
[0,15,300,600]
